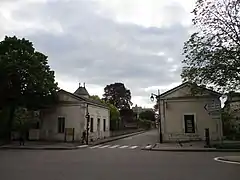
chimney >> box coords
[79,83,81,87]
[84,82,85,87]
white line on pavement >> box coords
[145,145,152,149]
[99,145,111,148]
[90,145,101,149]
[109,145,120,148]
[129,146,138,149]
[77,145,89,148]
[214,157,240,165]
[119,145,129,149]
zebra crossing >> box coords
[77,144,152,150]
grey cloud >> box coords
[0,0,190,104]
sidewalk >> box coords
[0,130,146,150]
[0,141,78,150]
[142,142,240,152]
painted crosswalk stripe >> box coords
[129,146,138,149]
[77,145,89,148]
[109,145,120,148]
[119,145,129,149]
[99,145,111,148]
[90,145,101,149]
[145,145,152,149]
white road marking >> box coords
[90,145,101,149]
[214,157,240,165]
[145,145,152,149]
[119,145,129,149]
[129,146,138,149]
[99,145,111,148]
[109,145,120,148]
[77,145,89,148]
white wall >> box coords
[87,104,110,141]
[40,91,111,142]
[40,104,85,141]
[160,98,223,141]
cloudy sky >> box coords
[0,0,195,108]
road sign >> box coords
[204,100,221,113]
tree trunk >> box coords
[6,105,16,142]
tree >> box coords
[119,108,134,122]
[139,110,155,122]
[103,83,132,109]
[182,0,240,92]
[0,36,58,140]
[12,107,38,134]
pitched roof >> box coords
[74,86,90,96]
[58,89,109,109]
[160,82,222,98]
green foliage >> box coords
[90,95,120,121]
[139,110,155,121]
[222,111,240,139]
[0,36,58,139]
[103,83,132,110]
[12,107,38,132]
[138,119,152,129]
[0,36,59,109]
[90,95,120,130]
[182,0,240,92]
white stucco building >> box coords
[159,82,223,142]
[39,84,110,142]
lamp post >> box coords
[150,89,163,143]
[85,104,90,145]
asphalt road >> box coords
[104,129,160,147]
[0,130,239,180]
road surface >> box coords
[0,130,239,180]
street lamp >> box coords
[150,90,163,143]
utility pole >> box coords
[85,104,90,145]
[157,90,163,143]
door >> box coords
[97,118,100,138]
[184,114,195,133]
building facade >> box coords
[159,82,223,142]
[39,84,110,142]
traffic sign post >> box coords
[204,100,221,121]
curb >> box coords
[0,146,78,150]
[90,130,146,146]
[0,130,146,150]
[141,148,240,152]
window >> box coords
[184,114,195,133]
[90,118,94,132]
[58,117,65,133]
[36,121,40,129]
[103,119,106,131]
[97,118,100,131]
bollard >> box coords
[205,128,210,147]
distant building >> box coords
[132,105,153,114]
[132,105,153,119]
